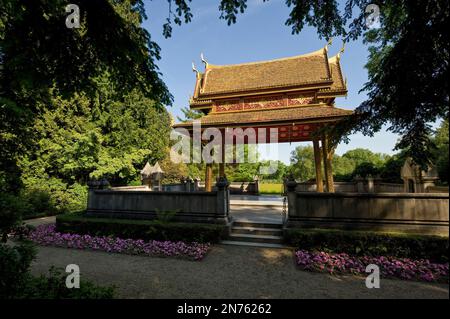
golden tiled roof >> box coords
[322,55,346,92]
[199,48,333,97]
[174,105,353,128]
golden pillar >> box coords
[219,135,225,178]
[322,135,335,193]
[313,139,324,192]
[205,163,213,192]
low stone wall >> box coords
[427,185,449,193]
[110,185,149,191]
[286,191,449,235]
[296,182,358,193]
[295,180,404,193]
[375,183,404,193]
[86,187,230,225]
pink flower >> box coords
[295,249,449,283]
[25,224,210,261]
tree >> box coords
[0,1,173,217]
[289,145,315,181]
[177,107,203,122]
[259,160,288,182]
[379,152,406,183]
[342,148,386,168]
[332,154,355,181]
[159,149,189,184]
[1,0,172,194]
[329,0,449,169]
[432,120,449,184]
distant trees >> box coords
[290,146,406,183]
[432,120,449,184]
[289,146,316,182]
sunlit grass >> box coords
[259,183,283,195]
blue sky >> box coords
[142,0,401,164]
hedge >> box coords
[56,213,228,243]
[0,242,114,299]
[284,228,449,263]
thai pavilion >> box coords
[173,44,353,193]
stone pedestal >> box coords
[216,176,230,222]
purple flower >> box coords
[25,224,210,261]
[295,249,449,283]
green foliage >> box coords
[284,228,449,263]
[380,153,407,183]
[19,88,171,186]
[56,213,228,243]
[290,146,403,182]
[0,241,36,298]
[353,162,381,178]
[258,160,288,182]
[23,266,115,299]
[432,120,449,184]
[289,146,315,181]
[0,242,114,299]
[332,155,355,181]
[177,106,203,122]
[341,148,386,168]
[335,0,449,168]
[19,177,88,216]
[1,0,172,220]
[160,150,189,184]
[0,193,27,242]
[226,163,259,182]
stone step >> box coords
[228,233,283,244]
[232,220,283,229]
[220,240,286,249]
[231,226,282,236]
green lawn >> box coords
[259,183,283,195]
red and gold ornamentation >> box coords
[243,95,285,110]
[287,94,314,107]
[215,100,242,112]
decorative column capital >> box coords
[216,176,229,190]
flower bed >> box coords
[295,250,449,283]
[26,224,209,261]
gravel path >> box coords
[30,244,449,299]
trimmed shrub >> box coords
[0,242,36,298]
[0,242,114,299]
[19,178,88,219]
[284,228,449,263]
[23,267,114,299]
[0,193,28,241]
[56,213,228,243]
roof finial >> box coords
[324,38,333,53]
[192,62,199,74]
[200,52,208,67]
[337,40,345,59]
